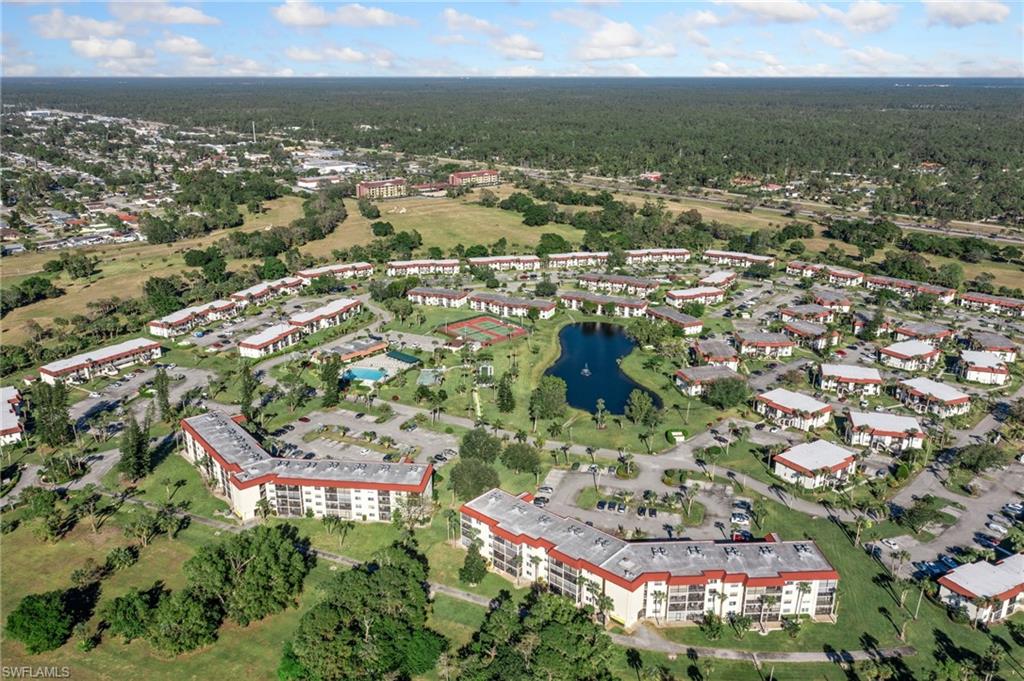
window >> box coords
[274,485,303,517]
[547,557,580,601]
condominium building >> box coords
[356,178,407,200]
[578,273,659,298]
[786,261,823,278]
[698,271,737,288]
[460,489,840,629]
[624,248,690,265]
[824,267,864,287]
[448,169,500,187]
[783,320,840,351]
[811,290,852,313]
[958,292,1024,317]
[148,299,237,338]
[703,250,775,268]
[1,386,25,445]
[238,324,304,359]
[958,351,1009,385]
[968,331,1017,363]
[468,293,556,320]
[772,440,857,490]
[674,365,745,397]
[385,259,461,277]
[467,255,542,272]
[895,377,971,417]
[296,262,373,281]
[734,331,795,359]
[892,322,953,344]
[817,364,883,396]
[646,307,703,335]
[180,411,432,521]
[39,338,163,385]
[288,298,362,332]
[878,340,942,371]
[845,411,925,452]
[666,287,726,307]
[938,554,1024,625]
[754,389,832,431]
[693,339,739,370]
[864,276,954,304]
[851,311,893,338]
[546,251,609,269]
[230,277,304,307]
[406,287,469,308]
[779,303,834,324]
[560,292,649,318]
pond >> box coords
[544,322,662,415]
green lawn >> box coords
[102,451,233,521]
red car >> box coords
[298,416,311,423]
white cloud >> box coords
[494,34,544,60]
[922,0,1010,27]
[574,18,675,61]
[273,1,412,28]
[4,63,39,76]
[686,30,711,47]
[550,8,604,30]
[721,1,818,23]
[432,34,475,45]
[1,33,38,76]
[844,45,912,74]
[108,2,220,25]
[495,64,541,77]
[819,1,899,33]
[808,28,846,48]
[285,45,394,68]
[702,58,837,77]
[157,34,210,56]
[442,8,502,36]
[955,56,1023,77]
[70,36,147,59]
[30,9,122,39]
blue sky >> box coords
[2,1,1022,78]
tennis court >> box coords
[438,315,527,347]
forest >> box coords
[4,77,1022,221]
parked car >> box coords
[298,416,311,423]
[616,503,626,514]
[648,508,658,518]
[597,500,607,511]
[532,497,548,507]
[986,522,1008,536]
[354,413,366,419]
[881,538,900,550]
[637,507,647,517]
[730,513,750,526]
[538,485,554,495]
[938,555,959,570]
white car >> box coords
[89,392,101,398]
[986,522,1008,536]
[538,486,554,495]
[730,513,751,526]
[881,538,900,550]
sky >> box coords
[2,1,1022,78]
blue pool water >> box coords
[344,367,387,382]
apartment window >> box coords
[547,556,580,601]
[378,490,391,521]
[274,485,303,517]
[815,580,837,616]
[667,584,707,622]
[491,535,521,578]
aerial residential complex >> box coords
[938,554,1024,624]
[460,489,839,629]
[38,338,163,385]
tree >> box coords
[625,389,655,427]
[449,459,500,500]
[237,365,260,421]
[699,610,724,640]
[529,375,567,430]
[501,442,541,476]
[496,374,516,413]
[703,378,750,409]
[5,590,73,654]
[459,540,488,585]
[117,412,151,481]
[594,398,608,429]
[459,428,503,463]
[183,524,312,626]
[153,367,172,421]
[147,587,222,655]
[319,355,343,407]
[33,381,71,448]
[101,588,154,643]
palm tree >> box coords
[651,590,666,624]
[795,582,811,615]
[892,549,911,577]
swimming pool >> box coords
[344,367,387,383]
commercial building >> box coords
[674,365,744,397]
[693,339,739,370]
[845,411,925,451]
[448,169,500,187]
[468,293,556,320]
[296,262,373,281]
[938,554,1024,625]
[288,298,362,332]
[878,340,942,371]
[698,271,737,288]
[786,261,823,278]
[624,248,690,265]
[355,178,407,200]
[312,337,388,365]
[560,292,649,318]
[578,273,659,298]
[703,250,775,268]
[779,304,834,324]
[754,389,832,431]
[772,440,857,490]
[734,331,795,359]
[180,411,432,521]
[824,267,864,287]
[783,320,840,351]
[666,287,726,307]
[467,255,541,272]
[646,307,703,335]
[386,259,461,277]
[968,331,1017,363]
[817,364,883,396]
[958,351,1009,385]
[406,287,469,308]
[893,322,953,344]
[1,386,25,445]
[460,489,839,629]
[895,378,971,417]
[546,251,609,269]
[811,290,852,313]
[958,292,1024,317]
[148,299,237,337]
[238,324,304,359]
[39,338,163,385]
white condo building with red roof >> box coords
[754,389,832,431]
[772,440,857,490]
[938,554,1024,625]
[39,338,163,385]
[817,364,883,396]
[845,411,925,452]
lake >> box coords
[544,322,662,415]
